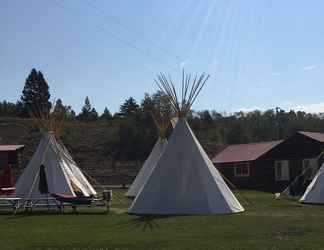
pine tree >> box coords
[77,97,91,121]
[82,97,92,114]
[21,68,51,116]
[0,100,18,117]
[199,110,213,124]
[101,107,112,121]
[16,101,26,117]
[119,97,140,117]
[53,98,75,120]
[53,99,65,114]
[77,97,98,121]
[152,90,172,116]
[90,108,98,121]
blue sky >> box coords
[1,0,324,114]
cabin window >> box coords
[302,158,318,180]
[234,162,250,177]
[275,160,289,181]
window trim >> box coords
[274,160,289,181]
[234,162,250,177]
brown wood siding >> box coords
[215,132,324,193]
[216,162,257,190]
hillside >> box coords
[2,110,324,185]
[0,117,144,185]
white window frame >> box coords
[234,162,250,177]
[302,158,318,180]
[275,160,289,181]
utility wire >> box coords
[82,0,183,64]
[52,0,178,72]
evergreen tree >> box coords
[53,99,65,114]
[90,108,98,120]
[141,93,155,114]
[100,107,112,121]
[0,100,18,117]
[21,68,51,116]
[15,101,26,117]
[198,110,213,124]
[77,96,91,121]
[69,110,76,120]
[140,93,158,153]
[77,97,98,121]
[152,90,172,116]
[52,98,75,120]
[119,97,141,117]
[82,97,92,114]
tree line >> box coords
[1,68,324,160]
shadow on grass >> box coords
[115,215,178,232]
[128,216,162,231]
[115,214,193,232]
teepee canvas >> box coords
[126,138,167,198]
[13,132,97,199]
[126,112,170,198]
[300,162,324,204]
[12,102,96,199]
[129,71,244,215]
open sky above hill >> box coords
[1,0,324,114]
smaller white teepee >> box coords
[13,132,97,199]
[126,112,170,198]
[126,138,167,197]
[300,162,324,204]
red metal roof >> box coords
[212,140,282,164]
[0,145,25,152]
[298,131,324,143]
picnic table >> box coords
[0,197,22,214]
[51,194,110,214]
[22,197,58,211]
[0,191,112,214]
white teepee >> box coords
[126,138,167,198]
[129,71,244,215]
[126,111,170,198]
[300,162,324,204]
[13,132,97,199]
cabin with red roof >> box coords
[0,145,25,170]
[212,131,324,193]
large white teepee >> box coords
[13,132,97,199]
[126,138,167,198]
[129,71,244,215]
[300,162,324,204]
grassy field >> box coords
[1,190,324,250]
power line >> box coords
[52,0,178,72]
[82,0,183,64]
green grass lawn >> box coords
[1,190,324,250]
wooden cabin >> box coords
[212,131,324,193]
[0,145,25,169]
